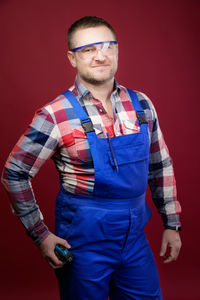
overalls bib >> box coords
[55,89,163,300]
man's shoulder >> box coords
[120,85,155,112]
[33,90,74,125]
[43,91,72,113]
[135,91,153,111]
[120,85,156,123]
[135,91,156,123]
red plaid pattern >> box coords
[1,77,181,244]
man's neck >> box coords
[78,76,115,103]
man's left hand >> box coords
[160,229,182,263]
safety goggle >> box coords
[70,41,118,59]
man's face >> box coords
[68,26,118,86]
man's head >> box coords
[67,16,118,86]
[67,16,116,50]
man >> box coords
[2,16,181,299]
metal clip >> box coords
[81,118,95,133]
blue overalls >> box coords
[54,89,163,300]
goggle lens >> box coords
[70,41,118,59]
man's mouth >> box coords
[92,65,110,68]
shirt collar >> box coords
[74,75,121,102]
[74,76,89,101]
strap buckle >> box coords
[81,118,94,133]
[136,111,148,125]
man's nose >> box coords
[94,49,106,61]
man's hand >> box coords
[38,233,71,269]
[160,229,182,263]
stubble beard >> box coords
[80,68,116,86]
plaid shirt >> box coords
[1,77,181,244]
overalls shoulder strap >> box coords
[127,88,148,125]
[62,90,95,134]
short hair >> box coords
[67,16,116,50]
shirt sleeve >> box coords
[1,105,60,244]
[137,92,182,228]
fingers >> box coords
[169,242,181,261]
[46,252,65,269]
[46,255,64,268]
[163,242,181,264]
[162,250,176,264]
[160,242,174,263]
[41,244,65,268]
[160,240,167,258]
[57,236,71,250]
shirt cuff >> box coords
[161,213,181,228]
[26,220,51,245]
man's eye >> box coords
[82,47,94,53]
[108,43,114,48]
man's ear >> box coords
[67,51,77,68]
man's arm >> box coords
[138,92,182,263]
[1,105,72,267]
[2,106,60,242]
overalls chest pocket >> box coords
[108,132,149,167]
[106,132,149,197]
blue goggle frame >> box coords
[70,41,118,52]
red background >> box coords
[0,0,199,299]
